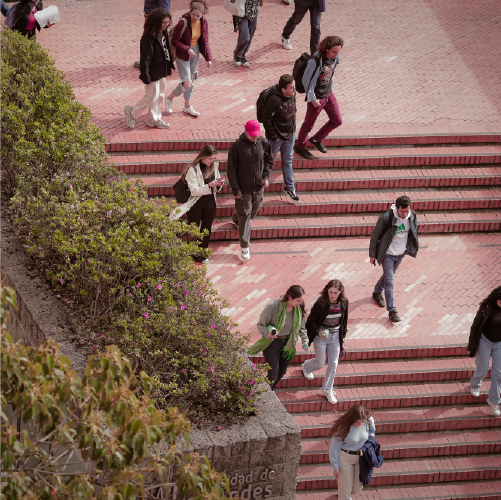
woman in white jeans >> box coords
[468,286,501,417]
[302,279,348,404]
[329,405,375,500]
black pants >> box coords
[263,336,292,390]
[187,194,216,249]
[282,0,322,55]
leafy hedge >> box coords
[1,29,267,422]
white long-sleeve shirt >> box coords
[329,416,376,470]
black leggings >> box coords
[187,194,216,249]
[262,336,292,390]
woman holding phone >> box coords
[249,285,309,390]
[170,145,225,263]
[330,404,375,500]
[302,279,349,404]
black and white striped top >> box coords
[320,302,342,335]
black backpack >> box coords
[255,85,275,123]
[293,53,319,93]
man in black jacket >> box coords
[369,196,419,323]
[262,74,299,202]
[227,120,273,261]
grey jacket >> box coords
[369,210,419,265]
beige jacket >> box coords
[170,161,221,220]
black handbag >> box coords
[173,175,190,203]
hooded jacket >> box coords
[139,28,175,85]
[305,299,348,347]
[262,85,296,142]
[369,204,419,265]
[359,437,384,486]
[227,133,273,197]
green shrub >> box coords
[1,29,267,422]
[1,332,231,499]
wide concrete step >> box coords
[135,166,501,197]
[277,356,484,389]
[249,344,468,366]
[111,144,501,174]
[105,132,501,153]
[209,212,501,240]
[277,381,491,413]
[295,405,501,439]
[296,455,501,490]
[300,428,501,464]
[295,479,501,500]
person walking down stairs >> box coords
[301,279,348,404]
[329,405,376,500]
[468,286,501,417]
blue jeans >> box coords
[471,334,501,405]
[235,15,258,58]
[1,0,9,17]
[282,0,322,55]
[374,253,405,312]
[303,331,340,390]
[270,133,295,191]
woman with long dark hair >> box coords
[166,0,212,117]
[302,279,348,404]
[249,285,309,390]
[10,0,53,39]
[468,286,501,417]
[170,145,225,263]
[124,8,175,129]
[330,405,375,500]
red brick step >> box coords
[295,455,501,490]
[300,428,501,464]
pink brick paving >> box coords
[40,0,501,144]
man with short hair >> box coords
[227,120,273,261]
[262,74,299,202]
[281,0,325,54]
[369,196,419,323]
[295,35,343,160]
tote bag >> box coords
[223,0,246,17]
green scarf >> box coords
[248,301,302,360]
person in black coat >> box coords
[301,279,349,404]
[10,0,53,39]
[468,286,501,417]
[124,8,175,130]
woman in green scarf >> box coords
[249,285,309,390]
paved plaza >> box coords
[37,0,501,351]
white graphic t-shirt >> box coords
[386,206,410,256]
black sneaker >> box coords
[295,147,314,160]
[133,61,140,68]
[284,187,300,202]
[241,56,250,67]
[234,54,242,67]
[372,292,385,308]
[309,137,327,153]
[389,311,401,323]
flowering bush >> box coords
[1,29,267,423]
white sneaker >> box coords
[282,37,293,50]
[487,398,501,417]
[201,258,209,264]
[471,387,480,397]
[241,248,250,261]
[322,389,337,404]
[165,98,173,114]
[302,362,314,380]
[184,105,200,117]
[145,119,170,129]
[124,106,135,128]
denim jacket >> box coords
[302,51,339,103]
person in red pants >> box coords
[295,35,344,159]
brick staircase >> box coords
[108,132,501,239]
[250,345,501,500]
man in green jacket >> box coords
[369,196,419,323]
